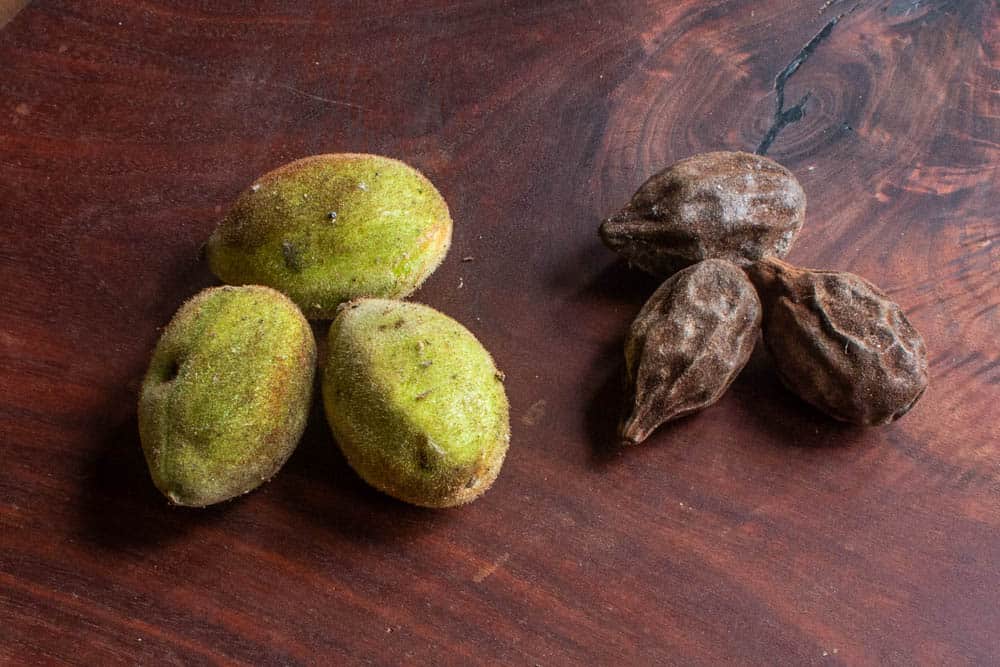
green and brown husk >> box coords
[138,286,316,506]
[322,299,510,507]
[207,153,452,319]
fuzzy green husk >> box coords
[206,154,452,319]
[138,286,316,506]
[322,299,510,508]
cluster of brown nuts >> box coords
[599,151,929,445]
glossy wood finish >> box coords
[2,1,997,664]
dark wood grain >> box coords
[1,1,998,664]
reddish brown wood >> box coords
[1,1,998,664]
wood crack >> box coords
[755,5,859,155]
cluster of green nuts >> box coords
[139,154,510,508]
[600,151,929,445]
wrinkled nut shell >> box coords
[748,258,929,425]
[622,259,762,445]
[600,151,805,276]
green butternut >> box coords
[206,154,452,319]
[138,286,315,506]
[322,299,510,507]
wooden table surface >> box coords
[2,1,998,664]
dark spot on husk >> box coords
[416,434,444,471]
[417,446,433,470]
[162,359,180,383]
[282,240,304,272]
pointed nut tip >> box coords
[618,424,647,447]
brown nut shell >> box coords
[622,259,762,445]
[600,151,805,276]
[748,258,929,425]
